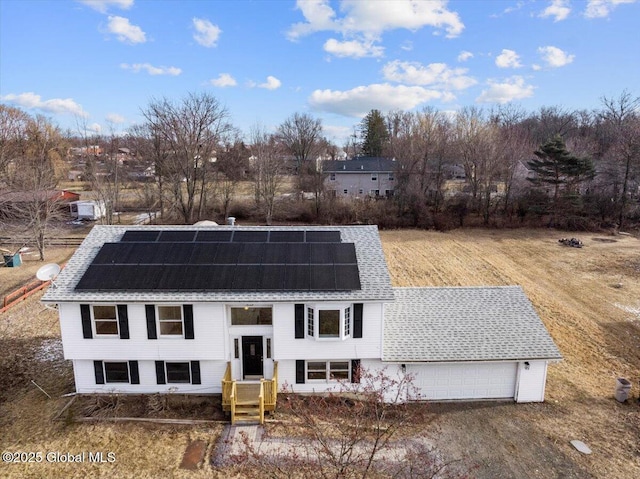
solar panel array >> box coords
[75,230,361,292]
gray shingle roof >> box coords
[42,225,394,303]
[383,287,562,362]
[323,157,397,173]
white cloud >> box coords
[107,16,146,43]
[400,40,413,51]
[193,17,221,47]
[288,0,464,40]
[495,49,522,68]
[105,113,125,124]
[323,38,384,58]
[323,124,354,143]
[537,46,575,67]
[382,60,476,90]
[1,92,87,117]
[78,0,133,13]
[540,0,571,21]
[584,0,637,18]
[120,63,181,75]
[87,123,102,134]
[309,83,447,117]
[476,76,535,104]
[258,76,282,90]
[457,50,473,62]
[210,73,237,87]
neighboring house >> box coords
[323,157,397,198]
[42,225,561,421]
[69,200,106,221]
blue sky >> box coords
[1,0,638,144]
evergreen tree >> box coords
[527,134,595,224]
[360,109,389,157]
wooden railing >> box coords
[221,362,233,412]
[221,361,278,424]
[262,361,278,411]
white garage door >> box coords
[407,362,518,400]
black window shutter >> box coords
[296,360,305,384]
[190,361,201,385]
[94,360,104,384]
[146,305,157,340]
[129,361,140,384]
[294,304,304,339]
[351,359,361,384]
[117,305,130,339]
[353,303,363,338]
[81,304,92,339]
[155,361,166,384]
[183,305,194,339]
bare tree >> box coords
[277,112,323,172]
[5,115,68,260]
[251,125,285,225]
[599,90,640,229]
[0,105,31,181]
[140,92,233,224]
[216,132,250,220]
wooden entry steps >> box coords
[222,362,278,424]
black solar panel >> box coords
[189,243,219,264]
[284,265,310,290]
[306,231,341,242]
[237,243,265,264]
[196,230,233,242]
[121,230,160,242]
[310,265,336,290]
[158,231,197,242]
[75,228,361,292]
[269,231,305,243]
[232,231,269,243]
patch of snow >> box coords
[614,303,640,322]
[34,338,64,363]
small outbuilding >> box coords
[69,200,106,220]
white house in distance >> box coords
[42,225,561,421]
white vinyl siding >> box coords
[73,359,225,394]
[59,303,226,361]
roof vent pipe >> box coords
[226,217,236,226]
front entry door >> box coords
[242,336,263,379]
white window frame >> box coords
[103,361,130,383]
[305,304,352,341]
[157,305,184,338]
[306,360,351,382]
[92,305,119,337]
[330,173,336,181]
[371,173,377,181]
[388,172,394,181]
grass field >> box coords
[0,228,638,478]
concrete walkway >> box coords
[211,423,438,470]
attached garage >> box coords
[384,287,562,403]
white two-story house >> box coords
[42,225,561,422]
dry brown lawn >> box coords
[0,228,638,478]
[381,228,640,478]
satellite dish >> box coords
[36,263,61,282]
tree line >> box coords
[1,90,639,259]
